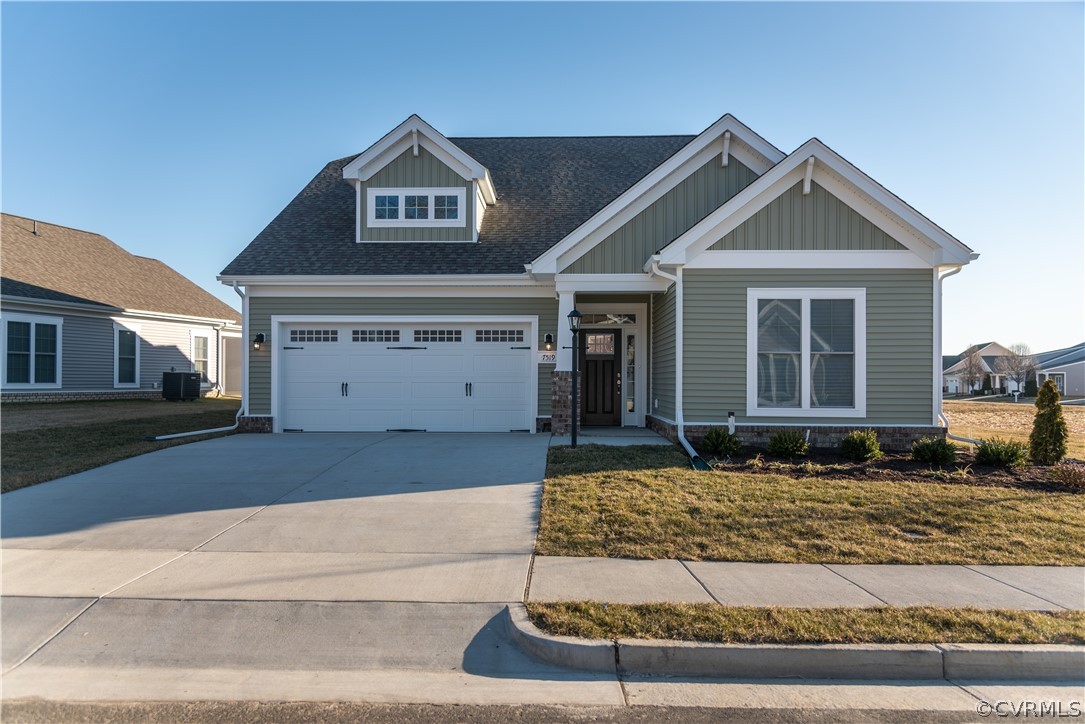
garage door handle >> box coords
[340,382,345,397]
[345,383,349,397]
[469,382,473,396]
[465,382,469,397]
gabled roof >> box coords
[2,214,238,322]
[658,138,976,267]
[220,135,692,277]
[942,342,996,374]
[341,115,497,205]
[529,114,785,274]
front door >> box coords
[580,330,621,426]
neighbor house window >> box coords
[746,289,866,418]
[192,333,210,384]
[366,188,466,228]
[2,313,62,388]
[114,323,140,388]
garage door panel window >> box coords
[290,329,338,343]
[475,329,525,343]
[353,329,400,343]
[415,329,462,343]
[748,289,866,418]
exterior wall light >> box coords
[544,333,554,351]
[253,333,266,351]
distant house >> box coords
[1,214,240,401]
[942,341,1084,397]
[1035,343,1085,397]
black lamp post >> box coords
[568,309,582,449]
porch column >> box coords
[556,291,575,371]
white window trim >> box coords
[366,187,467,228]
[1,312,63,389]
[112,321,141,389]
[190,331,212,388]
[746,288,866,418]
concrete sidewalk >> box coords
[528,558,1085,610]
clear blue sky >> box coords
[4,2,1082,355]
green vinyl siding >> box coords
[563,157,758,274]
[683,269,933,425]
[710,181,906,251]
[651,284,677,420]
[361,146,473,242]
[247,296,557,415]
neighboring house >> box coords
[1,214,241,401]
[1035,343,1085,397]
[219,114,977,447]
[942,341,1084,396]
[942,341,1012,394]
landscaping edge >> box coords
[502,604,1085,681]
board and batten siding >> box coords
[650,284,677,421]
[563,157,759,274]
[247,296,558,415]
[360,147,473,242]
[710,181,906,251]
[683,269,934,425]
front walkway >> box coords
[528,558,1085,610]
[549,426,670,447]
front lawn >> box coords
[535,446,1085,565]
[1,398,240,493]
[527,602,1085,645]
[944,399,1084,458]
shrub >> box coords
[1029,380,1068,465]
[745,453,765,469]
[1024,379,1038,397]
[912,436,957,466]
[1049,462,1085,490]
[975,438,1029,468]
[768,430,809,458]
[840,429,882,462]
[700,427,742,457]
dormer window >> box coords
[367,188,466,228]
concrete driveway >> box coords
[2,432,623,705]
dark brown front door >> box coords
[580,330,621,426]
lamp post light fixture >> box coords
[567,309,582,449]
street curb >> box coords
[938,644,1085,681]
[503,604,616,673]
[504,605,1085,681]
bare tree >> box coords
[996,343,1037,396]
[960,344,985,394]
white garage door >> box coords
[279,322,534,433]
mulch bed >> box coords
[707,450,1084,493]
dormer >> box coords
[342,115,497,243]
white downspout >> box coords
[934,265,980,444]
[650,261,706,468]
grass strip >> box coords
[2,402,240,493]
[536,445,1085,565]
[527,602,1085,645]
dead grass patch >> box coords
[537,445,1085,564]
[944,400,1084,457]
[1,399,240,492]
[527,601,1085,644]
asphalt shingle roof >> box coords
[2,214,239,322]
[220,135,696,277]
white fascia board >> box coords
[340,115,496,204]
[661,139,975,267]
[530,115,787,275]
[247,285,555,298]
[218,273,540,287]
[554,274,673,293]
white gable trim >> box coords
[661,139,976,268]
[342,115,496,205]
[529,115,786,275]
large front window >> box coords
[747,289,865,417]
[3,314,61,387]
